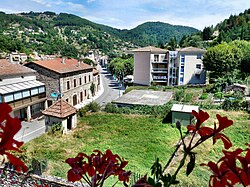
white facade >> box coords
[131,46,206,86]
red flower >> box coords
[0,103,27,172]
[213,114,233,149]
[187,110,210,134]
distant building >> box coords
[0,59,46,121]
[130,46,206,86]
[25,58,100,107]
[7,52,28,64]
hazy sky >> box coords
[1,0,250,30]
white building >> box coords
[130,46,206,86]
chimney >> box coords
[62,57,65,64]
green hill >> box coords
[0,11,199,58]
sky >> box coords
[0,0,250,30]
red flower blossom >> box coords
[66,149,131,187]
[0,103,27,172]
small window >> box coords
[180,77,184,83]
[79,78,82,85]
[67,81,70,90]
[4,94,14,102]
[84,76,87,83]
[181,55,185,63]
[84,90,87,97]
[197,54,202,59]
[154,55,159,62]
[38,86,45,93]
[66,98,69,102]
[22,90,30,97]
[89,75,91,82]
[74,79,77,87]
[31,88,38,95]
[196,64,202,69]
[14,92,22,100]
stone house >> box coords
[25,58,100,107]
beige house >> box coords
[131,46,206,86]
[25,58,100,107]
[0,59,46,121]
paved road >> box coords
[14,118,46,143]
[95,67,124,106]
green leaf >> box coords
[148,177,155,185]
[186,153,196,176]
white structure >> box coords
[0,59,46,121]
[130,46,206,86]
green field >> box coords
[22,110,250,186]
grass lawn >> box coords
[22,110,250,186]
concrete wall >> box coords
[133,52,151,86]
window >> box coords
[154,55,159,62]
[181,55,185,63]
[84,76,87,83]
[67,81,70,90]
[74,79,77,87]
[14,92,22,100]
[79,78,82,85]
[84,90,87,97]
[22,90,30,97]
[196,64,202,69]
[4,94,14,102]
[66,98,69,102]
[180,77,184,83]
[180,65,184,73]
[197,54,202,59]
[89,75,91,82]
[31,88,38,95]
[80,92,83,102]
[0,95,2,103]
[38,86,45,93]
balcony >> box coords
[152,68,168,73]
[153,76,168,82]
[151,59,168,64]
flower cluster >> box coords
[66,149,131,187]
[187,110,233,150]
[202,144,250,187]
[0,103,27,172]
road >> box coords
[95,67,124,106]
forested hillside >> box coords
[0,11,199,58]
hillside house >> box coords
[25,58,100,107]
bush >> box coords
[48,123,63,135]
[199,93,209,100]
[221,99,243,111]
[84,101,101,112]
[213,92,224,99]
[183,93,193,102]
[174,89,185,101]
[78,108,87,117]
[104,103,118,113]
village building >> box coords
[0,59,46,121]
[130,46,206,86]
[25,58,100,107]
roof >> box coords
[177,47,206,53]
[0,80,44,94]
[113,90,173,106]
[27,58,93,74]
[130,46,168,53]
[171,104,199,113]
[0,59,35,77]
[93,68,99,75]
[42,99,76,118]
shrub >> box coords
[174,89,185,101]
[103,103,118,113]
[183,93,193,103]
[213,92,224,99]
[48,123,63,135]
[84,101,100,112]
[221,99,243,111]
[78,108,87,117]
[199,93,209,100]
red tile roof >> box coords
[93,68,99,75]
[27,58,93,74]
[42,99,76,118]
[0,59,35,77]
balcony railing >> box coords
[152,68,168,73]
[153,76,168,81]
[151,59,168,63]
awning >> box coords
[0,80,45,94]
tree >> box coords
[167,37,177,50]
[202,27,212,40]
[90,82,95,96]
[203,42,243,78]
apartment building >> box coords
[25,58,100,107]
[0,59,46,121]
[131,46,206,86]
